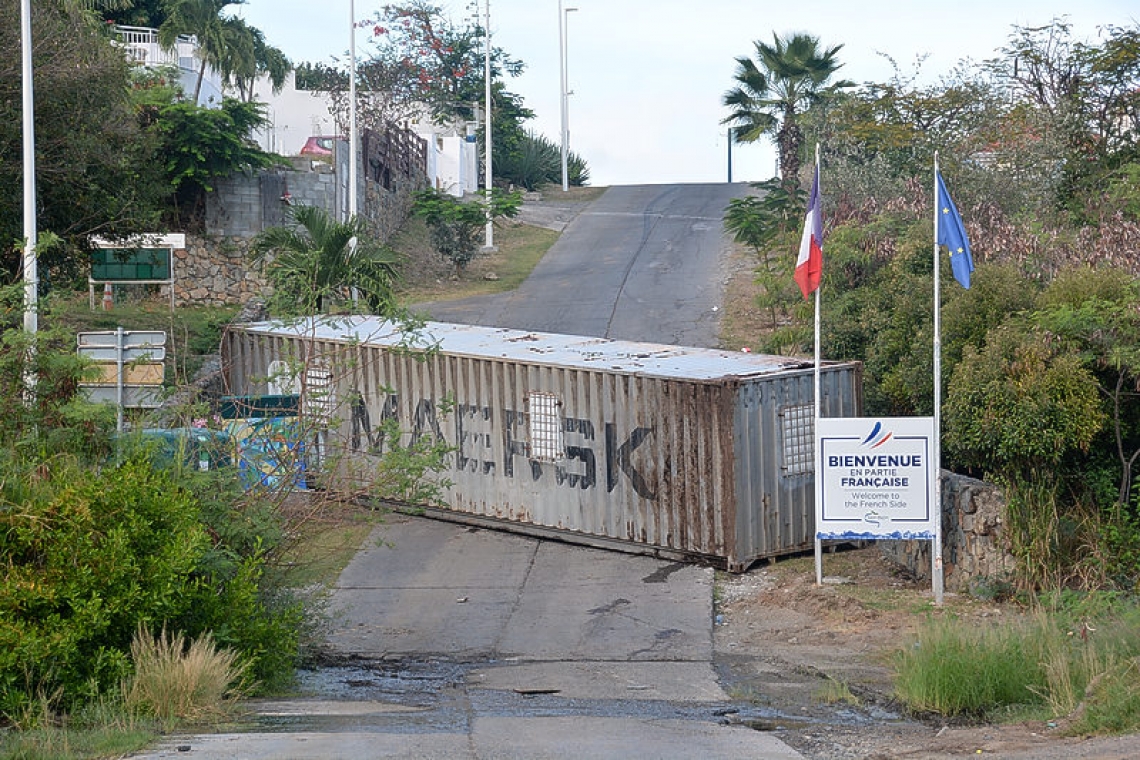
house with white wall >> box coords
[115,25,475,197]
[114,25,225,107]
[248,72,478,197]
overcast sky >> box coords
[236,1,1137,187]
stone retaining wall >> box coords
[171,235,270,307]
[879,472,1013,593]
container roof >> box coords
[236,316,817,382]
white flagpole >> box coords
[932,154,945,606]
[21,0,38,403]
[812,144,823,586]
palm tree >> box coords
[250,205,401,316]
[723,32,852,192]
[226,21,291,102]
[158,0,245,103]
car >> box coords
[299,135,337,157]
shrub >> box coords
[0,447,305,719]
[496,130,590,190]
[0,457,209,719]
[412,188,521,271]
[123,625,250,726]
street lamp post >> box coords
[558,1,578,192]
[483,0,494,249]
[348,0,360,308]
[349,0,358,224]
[21,0,37,342]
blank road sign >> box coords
[77,344,166,362]
[77,330,167,362]
[90,363,165,385]
[82,385,164,408]
[77,330,166,347]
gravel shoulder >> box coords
[713,546,1140,759]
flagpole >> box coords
[932,154,945,606]
[812,143,823,587]
[21,0,38,403]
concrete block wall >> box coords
[206,166,339,239]
[878,472,1014,593]
[183,162,424,306]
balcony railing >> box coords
[113,25,198,71]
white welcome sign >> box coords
[816,417,936,540]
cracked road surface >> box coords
[134,513,806,759]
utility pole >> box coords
[483,0,494,249]
[559,1,578,191]
[21,0,37,342]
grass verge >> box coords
[395,218,559,304]
[893,601,1140,733]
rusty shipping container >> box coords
[221,317,862,571]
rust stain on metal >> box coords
[221,318,861,571]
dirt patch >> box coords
[714,546,1140,759]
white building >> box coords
[116,26,476,197]
[114,25,225,107]
[249,72,479,197]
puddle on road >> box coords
[234,660,904,736]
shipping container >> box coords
[221,316,862,571]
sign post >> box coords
[89,234,182,310]
[78,329,166,431]
[815,416,941,598]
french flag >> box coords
[795,164,822,300]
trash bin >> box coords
[122,427,231,470]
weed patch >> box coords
[894,603,1140,733]
[123,626,250,727]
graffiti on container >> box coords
[350,393,656,500]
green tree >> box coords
[158,0,246,104]
[150,97,279,223]
[250,205,400,315]
[945,320,1105,478]
[988,19,1140,216]
[800,63,1018,209]
[89,0,166,26]
[412,189,520,273]
[723,32,852,191]
[238,23,291,101]
[0,0,166,280]
[1032,268,1140,511]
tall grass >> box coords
[0,694,157,759]
[893,615,1051,716]
[894,604,1140,734]
[123,626,250,727]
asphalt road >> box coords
[421,183,749,347]
[128,183,811,759]
[135,514,804,760]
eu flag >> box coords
[936,170,974,289]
